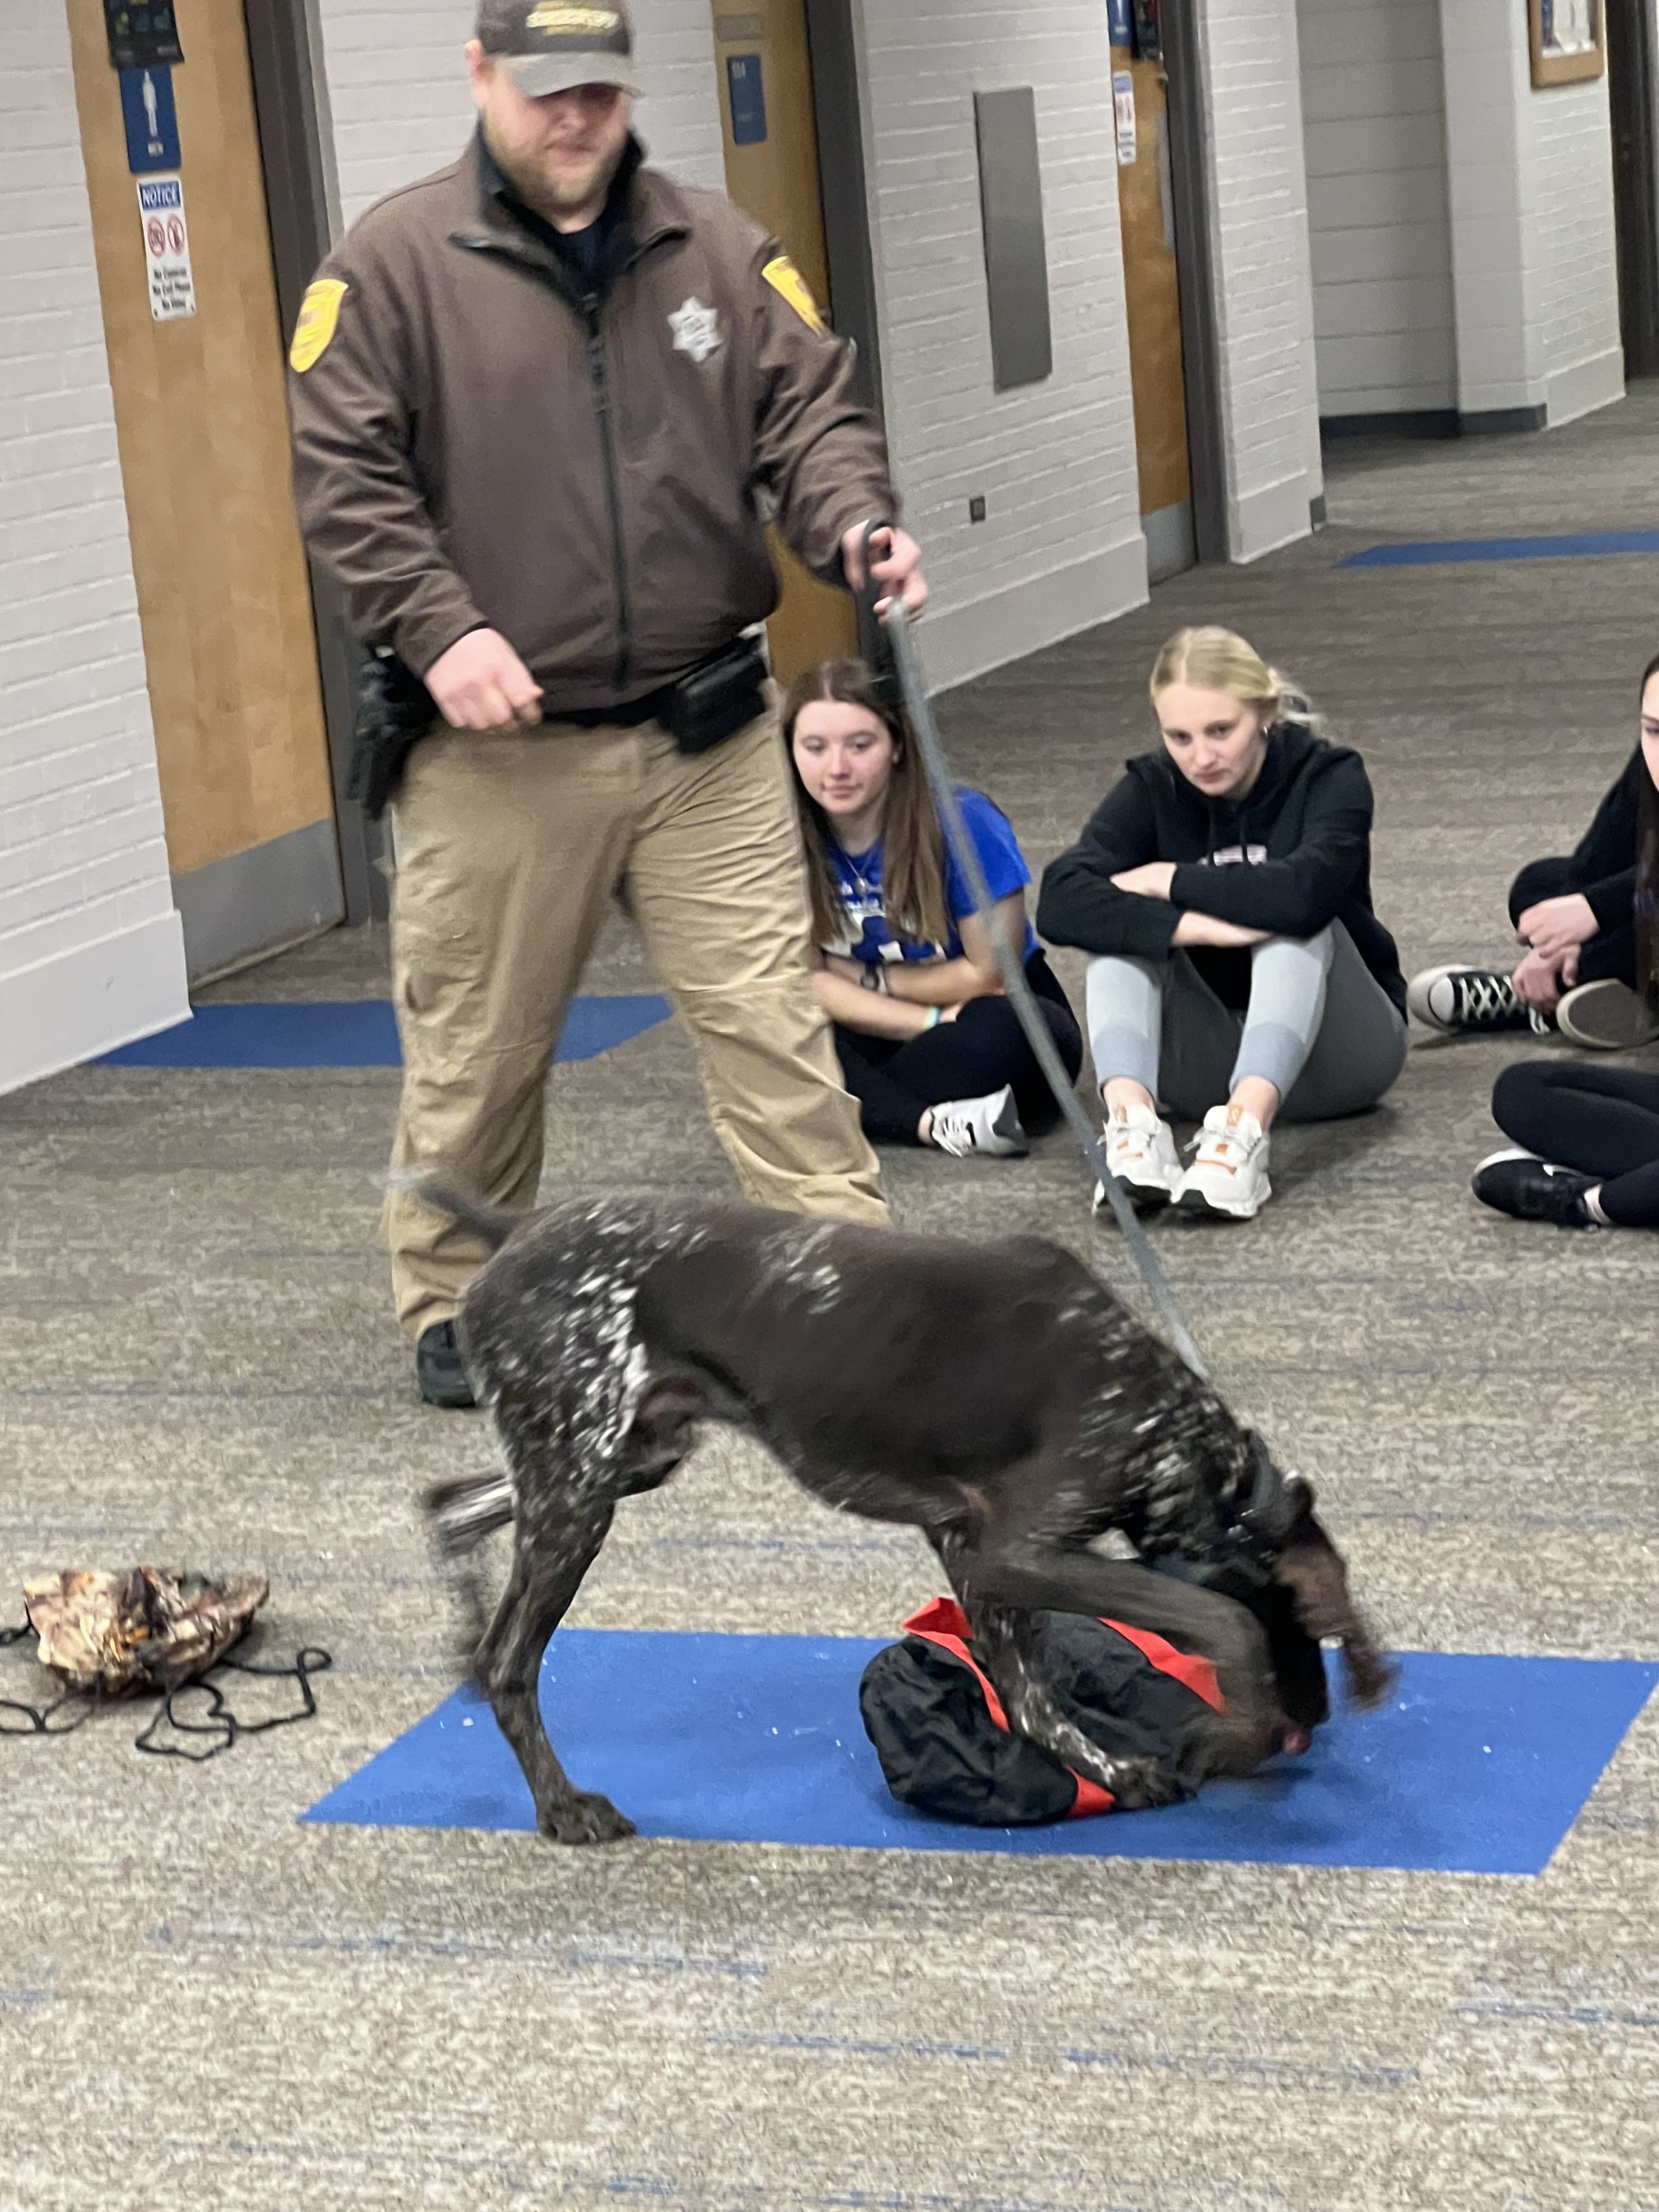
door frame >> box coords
[802,0,885,416]
[1606,0,1659,378]
[243,0,387,924]
[1155,0,1229,566]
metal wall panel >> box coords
[972,87,1053,391]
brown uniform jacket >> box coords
[288,135,897,708]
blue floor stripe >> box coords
[303,1628,1658,1875]
[1343,528,1659,569]
[98,994,671,1069]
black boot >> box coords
[417,1319,477,1409]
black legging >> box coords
[1509,856,1635,986]
[834,951,1084,1146]
[1492,1059,1659,1227]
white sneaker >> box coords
[1093,1101,1182,1213]
[1175,1104,1272,1219]
[927,1085,1029,1159]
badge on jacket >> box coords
[290,277,347,371]
[669,296,723,363]
[762,254,825,332]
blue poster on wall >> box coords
[1106,0,1134,43]
[118,64,181,173]
[725,53,768,146]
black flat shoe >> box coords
[417,1319,477,1409]
[1471,1149,1594,1228]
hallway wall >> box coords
[0,0,188,1095]
[1297,0,1455,425]
[1195,0,1324,558]
[309,0,725,227]
[854,0,1145,689]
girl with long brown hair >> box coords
[1410,653,1659,1052]
[782,660,1082,1158]
[1472,655,1659,1230]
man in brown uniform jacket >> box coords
[288,0,926,1406]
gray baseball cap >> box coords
[476,0,640,98]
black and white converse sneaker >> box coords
[1407,965,1539,1034]
[1470,1149,1594,1228]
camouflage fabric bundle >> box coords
[22,1569,269,1696]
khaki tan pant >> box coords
[384,709,888,1337]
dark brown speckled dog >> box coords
[422,1188,1393,1844]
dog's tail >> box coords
[391,1170,521,1254]
[424,1470,516,1560]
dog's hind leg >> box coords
[474,1502,632,1845]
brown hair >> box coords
[782,659,951,952]
[1637,653,1659,1006]
[1147,625,1320,735]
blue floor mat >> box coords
[98,995,670,1068]
[303,1630,1657,1875]
[1343,528,1659,569]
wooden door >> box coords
[1111,47,1194,580]
[711,0,858,683]
[65,0,338,940]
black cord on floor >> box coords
[0,1620,332,1758]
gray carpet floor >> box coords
[4,393,1659,2212]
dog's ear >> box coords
[1273,1513,1396,1712]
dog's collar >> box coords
[1227,1431,1300,1563]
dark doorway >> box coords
[1154,0,1228,567]
[245,0,387,925]
[1607,0,1659,379]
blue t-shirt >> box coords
[823,788,1040,965]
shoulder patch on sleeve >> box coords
[762,254,826,334]
[289,278,348,372]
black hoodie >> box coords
[1529,742,1644,932]
[1037,723,1407,1015]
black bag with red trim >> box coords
[857,1596,1229,1826]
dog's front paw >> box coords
[1100,1755,1184,1812]
[537,1790,637,1846]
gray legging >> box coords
[1086,923,1406,1124]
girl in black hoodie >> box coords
[1037,627,1407,1220]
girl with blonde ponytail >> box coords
[1037,626,1407,1220]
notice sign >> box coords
[136,175,195,321]
[1112,71,1137,166]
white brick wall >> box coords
[1298,0,1455,418]
[0,2,187,1094]
[1194,0,1324,559]
[1438,0,1622,427]
[1528,72,1623,424]
[311,0,724,231]
[854,0,1146,689]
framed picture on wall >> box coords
[1529,0,1605,86]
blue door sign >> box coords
[726,53,768,147]
[119,65,181,175]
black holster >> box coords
[348,649,439,821]
[658,635,769,755]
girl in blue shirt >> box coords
[783,659,1083,1158]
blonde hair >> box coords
[1148,626,1319,734]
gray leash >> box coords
[877,597,1210,1383]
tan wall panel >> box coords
[66,0,335,877]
